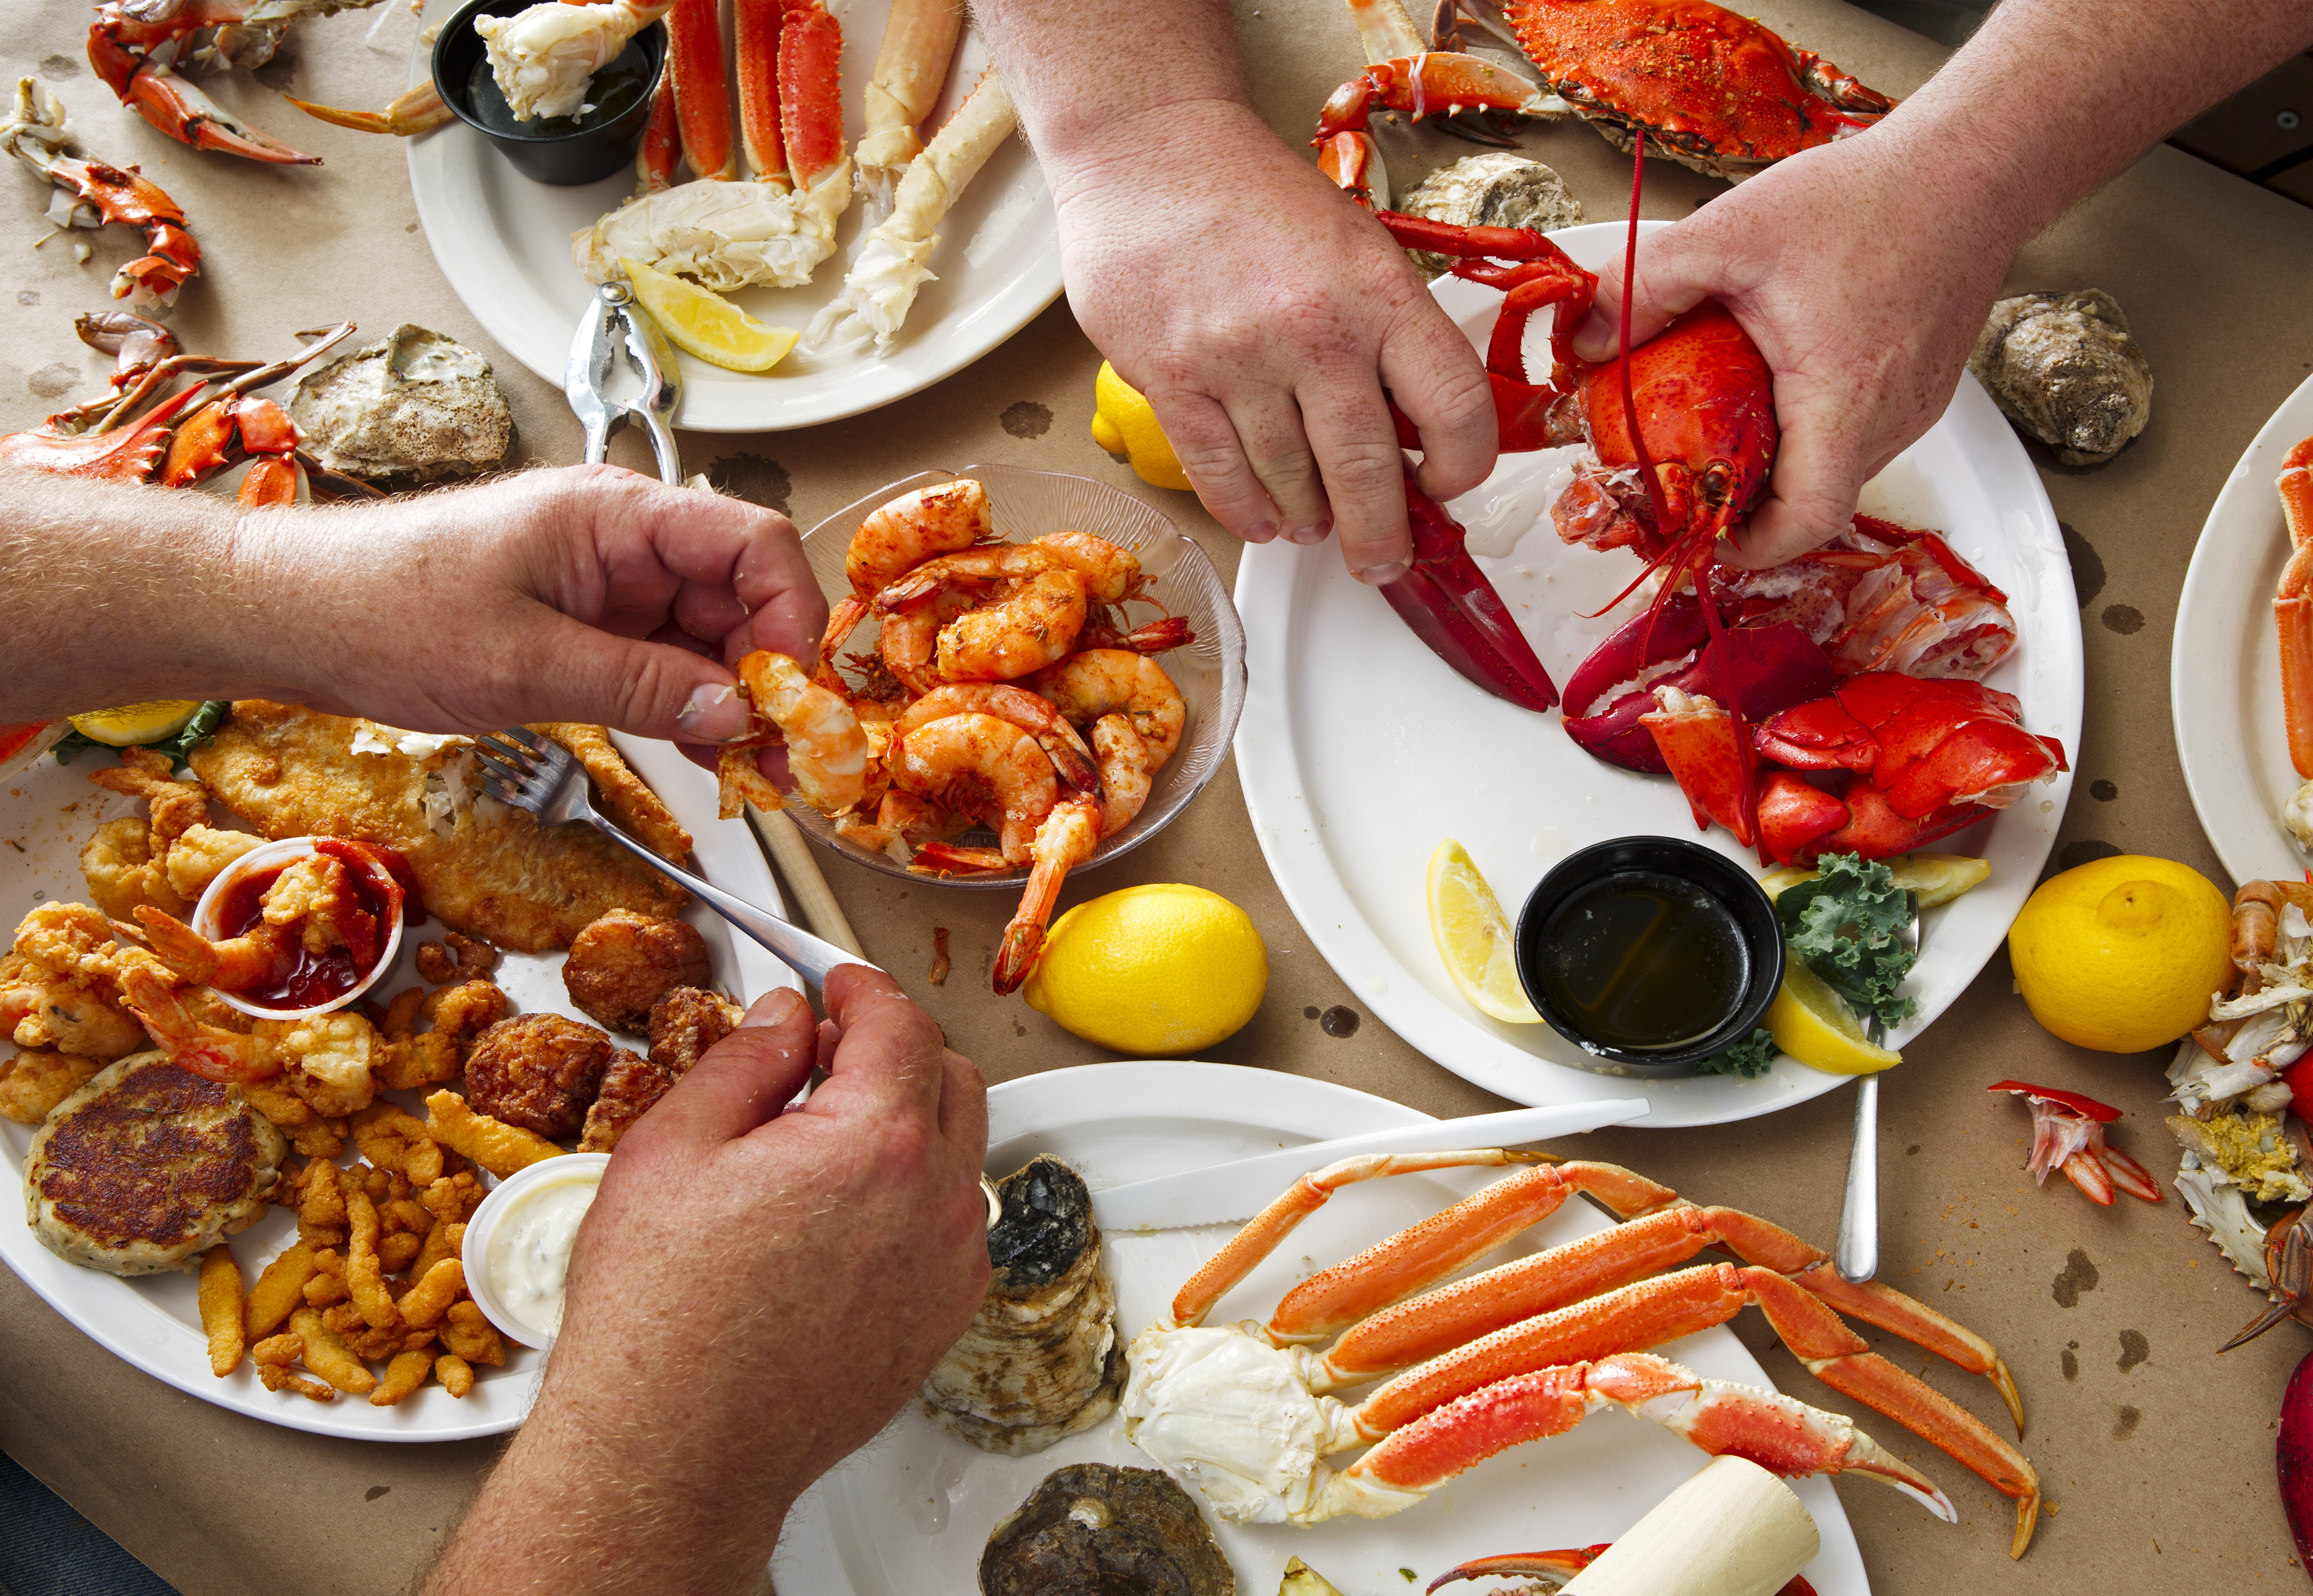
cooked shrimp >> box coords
[1089,717,1156,835]
[1080,612,1195,654]
[896,684,1099,792]
[835,791,966,858]
[818,478,994,678]
[119,963,278,1082]
[992,795,1100,994]
[891,712,1058,863]
[936,568,1088,681]
[732,652,871,816]
[133,905,296,991]
[1032,650,1186,766]
[1031,530,1150,605]
[878,586,975,697]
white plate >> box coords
[1234,221,2081,1128]
[772,1061,1871,1593]
[0,732,793,1441]
[405,0,1064,433]
[2172,370,2313,883]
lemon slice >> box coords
[1427,839,1541,1024]
[619,257,799,374]
[1759,851,1991,909]
[1767,958,1901,1075]
[69,701,203,747]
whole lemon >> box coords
[1090,362,1193,492]
[1023,883,1267,1054]
[2007,854,2231,1052]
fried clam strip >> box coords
[528,723,691,863]
[1126,1152,2040,1555]
[804,67,1016,355]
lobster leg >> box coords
[1305,1353,1954,1525]
[2278,436,2313,779]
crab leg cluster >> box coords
[1125,1152,2042,1554]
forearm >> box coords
[1879,0,2313,255]
[0,472,297,720]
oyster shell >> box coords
[289,324,513,482]
[1966,290,2152,466]
[922,1155,1125,1456]
[981,1463,1234,1596]
[1398,153,1583,278]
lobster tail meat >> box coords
[1384,467,1560,712]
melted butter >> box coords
[486,1167,603,1337]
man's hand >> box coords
[1573,138,2012,570]
[245,463,825,739]
[1052,100,1495,582]
[424,969,990,1596]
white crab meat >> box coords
[476,0,667,121]
[573,166,851,292]
[1120,1326,1365,1525]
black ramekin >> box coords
[433,0,666,186]
[1513,835,1785,1077]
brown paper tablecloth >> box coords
[5,0,2313,1590]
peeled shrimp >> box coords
[133,905,295,991]
[1087,717,1155,836]
[1032,651,1186,766]
[723,652,870,817]
[891,712,1057,863]
[818,479,994,678]
[996,796,1100,993]
[896,684,1099,792]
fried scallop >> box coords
[26,1053,286,1275]
[562,909,712,1032]
[577,986,746,1151]
[463,1013,617,1141]
[186,701,685,952]
[923,1156,1124,1456]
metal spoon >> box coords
[1834,893,1920,1284]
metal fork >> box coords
[1834,893,1921,1285]
[472,728,877,991]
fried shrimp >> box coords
[895,684,1100,792]
[721,652,871,819]
[819,478,994,679]
[891,713,1058,864]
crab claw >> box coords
[1567,599,1834,773]
[1988,1081,2163,1206]
[94,44,320,164]
[1381,463,1559,712]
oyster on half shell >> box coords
[980,1463,1234,1596]
[289,324,513,482]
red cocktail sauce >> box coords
[214,838,410,1011]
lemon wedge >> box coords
[1427,839,1541,1024]
[69,701,204,747]
[1760,851,1991,909]
[1091,361,1192,491]
[619,257,799,374]
[1767,958,1901,1075]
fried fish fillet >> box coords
[186,702,686,952]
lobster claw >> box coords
[1381,460,1559,712]
[1637,687,1756,846]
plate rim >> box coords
[1231,220,2079,1129]
[401,3,1067,435]
[770,1059,1869,1593]
[0,731,790,1442]
[2171,368,2313,884]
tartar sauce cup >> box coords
[190,836,405,1022]
[461,1153,611,1351]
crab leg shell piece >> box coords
[1169,1157,1669,1335]
[1347,0,1434,61]
[778,0,846,191]
[86,19,319,164]
[661,0,738,178]
[1,80,202,306]
[805,68,1018,354]
[734,0,788,184]
[1311,1353,1954,1525]
[1316,52,1563,139]
[853,0,964,205]
[2278,435,2313,779]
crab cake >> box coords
[25,1053,286,1276]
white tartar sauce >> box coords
[485,1169,603,1338]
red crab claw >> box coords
[1639,686,1755,846]
[1566,598,1833,772]
[88,28,320,164]
[1315,51,1558,146]
[1988,1082,2163,1206]
[1757,772,1852,866]
[1385,463,1561,712]
[1428,1546,1816,1596]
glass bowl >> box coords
[790,463,1246,888]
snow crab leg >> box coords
[2278,436,2313,779]
[1133,1153,2042,1554]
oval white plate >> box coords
[2172,370,2313,883]
[404,0,1064,432]
[0,733,793,1440]
[1234,221,2081,1128]
[773,1061,1872,1594]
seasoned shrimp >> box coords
[936,568,1089,681]
[818,478,994,678]
[723,652,871,818]
[896,684,1099,792]
[1088,717,1156,836]
[1032,530,1151,605]
[1032,650,1187,766]
[878,586,975,697]
[913,792,1103,992]
[891,713,1058,864]
[1080,612,1195,654]
[836,791,966,858]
